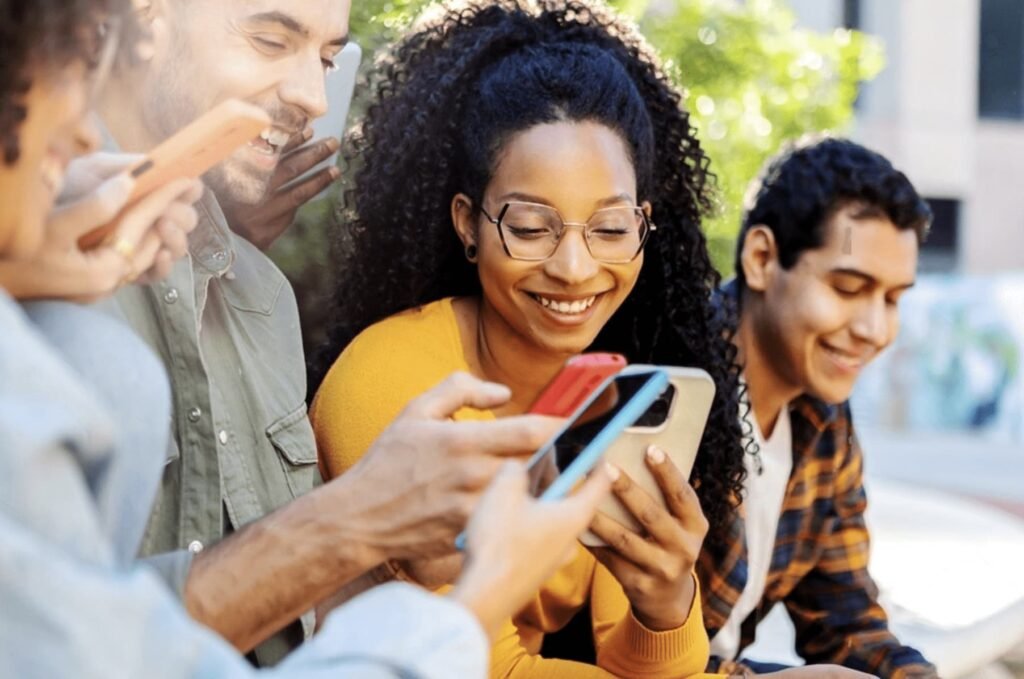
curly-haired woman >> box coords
[310,2,747,676]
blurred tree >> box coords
[618,0,884,270]
[273,0,884,354]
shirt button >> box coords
[224,271,237,281]
[163,287,179,305]
[218,430,228,445]
[188,540,204,554]
[187,407,202,423]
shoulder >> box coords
[311,298,468,474]
[329,298,465,387]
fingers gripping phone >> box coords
[77,99,272,250]
[526,367,669,500]
[454,367,666,551]
[579,366,716,547]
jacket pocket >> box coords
[267,404,320,499]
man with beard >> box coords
[95,0,564,666]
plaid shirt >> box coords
[697,396,938,678]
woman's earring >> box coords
[465,244,478,262]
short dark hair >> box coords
[0,0,128,164]
[734,135,932,288]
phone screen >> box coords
[527,371,663,497]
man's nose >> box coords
[279,51,329,121]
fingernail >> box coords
[327,137,340,152]
[604,463,620,481]
[328,166,341,180]
[646,446,665,464]
[303,127,313,140]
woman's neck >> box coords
[454,297,571,416]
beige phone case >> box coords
[580,365,716,547]
[79,99,271,249]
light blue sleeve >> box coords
[0,512,488,679]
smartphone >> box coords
[526,366,669,501]
[454,367,667,551]
[77,99,272,250]
[529,353,626,417]
[579,366,716,547]
[291,41,362,196]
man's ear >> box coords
[739,225,779,293]
[450,193,478,251]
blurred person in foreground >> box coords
[89,0,588,666]
[703,136,938,677]
[0,9,616,676]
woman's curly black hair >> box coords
[313,0,746,539]
[0,0,129,164]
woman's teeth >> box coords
[534,294,597,315]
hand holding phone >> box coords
[580,366,715,546]
[77,99,271,250]
[454,366,665,551]
[588,446,708,632]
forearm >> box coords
[184,481,382,652]
[314,562,403,630]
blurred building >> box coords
[789,0,1024,274]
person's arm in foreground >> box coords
[0,451,612,678]
[782,408,936,678]
[183,372,563,653]
[487,448,723,679]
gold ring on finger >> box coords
[112,238,135,263]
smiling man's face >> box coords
[141,0,349,205]
[752,202,919,404]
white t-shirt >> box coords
[709,400,793,660]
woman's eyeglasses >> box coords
[480,200,655,264]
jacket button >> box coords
[187,407,202,423]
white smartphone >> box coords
[580,365,716,547]
[288,41,362,193]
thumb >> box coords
[48,173,135,246]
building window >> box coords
[920,198,960,273]
[979,0,1024,120]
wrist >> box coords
[631,575,696,631]
[304,480,386,575]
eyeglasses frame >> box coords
[478,200,656,264]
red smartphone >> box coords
[529,353,626,417]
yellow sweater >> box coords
[311,297,722,678]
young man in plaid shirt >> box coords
[702,136,939,678]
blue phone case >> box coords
[454,368,669,551]
[538,368,668,501]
